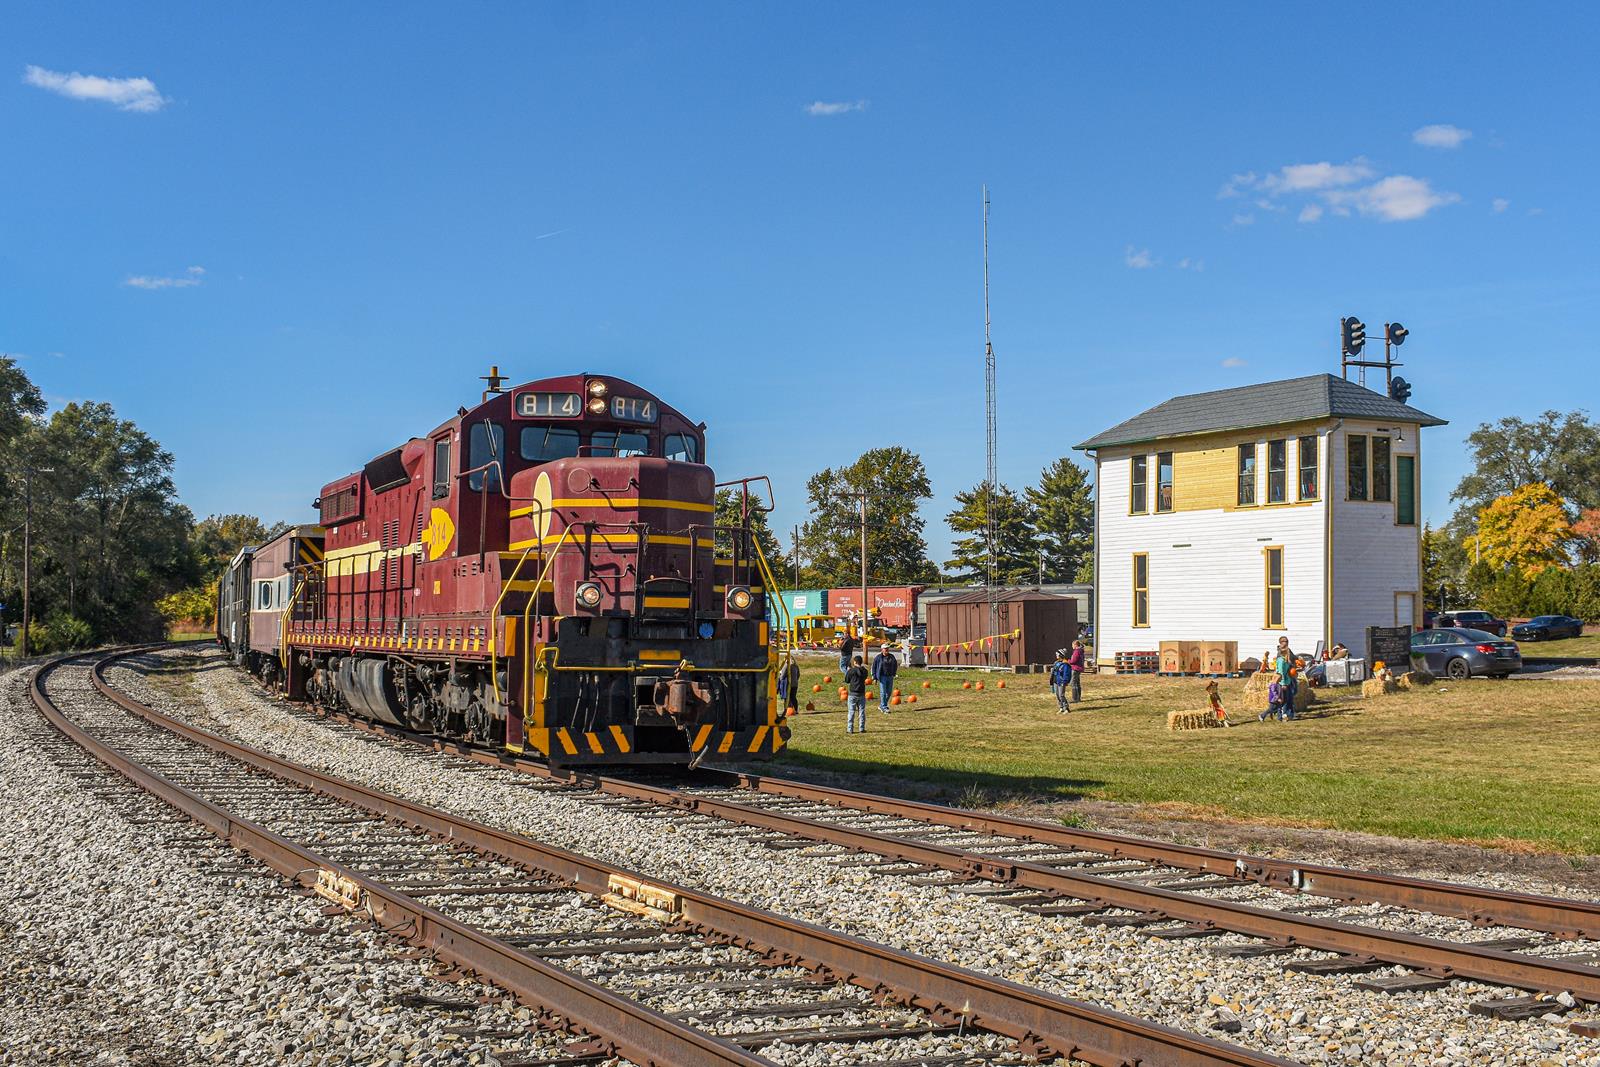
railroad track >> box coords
[34,649,1300,1067]
[168,651,1600,1033]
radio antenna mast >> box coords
[982,186,999,666]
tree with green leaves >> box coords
[0,354,44,447]
[1451,410,1600,526]
[191,513,289,578]
[799,447,936,587]
[1025,456,1094,584]
[945,482,1038,584]
[1422,523,1471,611]
[20,401,195,641]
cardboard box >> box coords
[1181,641,1206,674]
[1200,641,1238,675]
[1159,641,1184,673]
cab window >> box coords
[432,436,451,499]
[519,426,581,463]
[467,422,505,492]
[590,430,650,458]
[663,433,699,463]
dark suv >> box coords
[1433,610,1508,637]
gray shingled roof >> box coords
[1073,373,1446,451]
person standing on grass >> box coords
[778,656,801,716]
[871,644,899,714]
[1068,639,1086,705]
[1049,650,1072,713]
[844,655,870,734]
[838,630,858,673]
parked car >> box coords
[1431,609,1508,637]
[1510,615,1585,642]
[1410,627,1522,679]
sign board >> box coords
[1366,625,1412,671]
[516,392,582,418]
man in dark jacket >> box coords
[844,655,870,733]
[871,644,899,714]
[838,631,859,673]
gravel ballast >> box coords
[0,662,608,1066]
[98,646,1600,1065]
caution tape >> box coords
[926,628,1021,656]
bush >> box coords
[41,615,95,652]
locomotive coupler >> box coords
[652,668,712,721]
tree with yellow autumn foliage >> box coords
[1476,483,1573,578]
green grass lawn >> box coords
[775,664,1600,854]
[169,631,215,643]
[1518,633,1600,659]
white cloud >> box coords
[1221,357,1248,368]
[23,64,168,112]
[804,99,867,117]
[1222,155,1457,224]
[1413,124,1472,149]
[1217,172,1257,198]
[124,265,205,290]
[1123,246,1155,269]
[1260,158,1375,194]
[1492,198,1510,213]
[1176,257,1204,271]
[1324,174,1460,222]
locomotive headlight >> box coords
[576,581,603,609]
[586,379,609,398]
[587,397,608,414]
[726,585,754,612]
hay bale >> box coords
[1241,673,1312,713]
[1398,670,1434,689]
[1362,674,1400,698]
[1167,709,1220,731]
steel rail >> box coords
[274,692,1600,1002]
[297,683,1600,945]
[588,774,1600,1002]
[32,654,768,1067]
[83,650,1293,1067]
[695,768,1600,941]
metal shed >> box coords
[925,589,1078,670]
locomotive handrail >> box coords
[487,501,551,708]
[516,524,581,720]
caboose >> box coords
[278,371,790,766]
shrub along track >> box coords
[35,647,1295,1067]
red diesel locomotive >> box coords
[249,371,790,765]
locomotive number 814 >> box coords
[218,370,792,766]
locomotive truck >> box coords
[218,370,791,766]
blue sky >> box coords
[4,3,1596,567]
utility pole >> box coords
[792,525,800,590]
[19,465,53,659]
[858,491,868,643]
[982,185,999,667]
